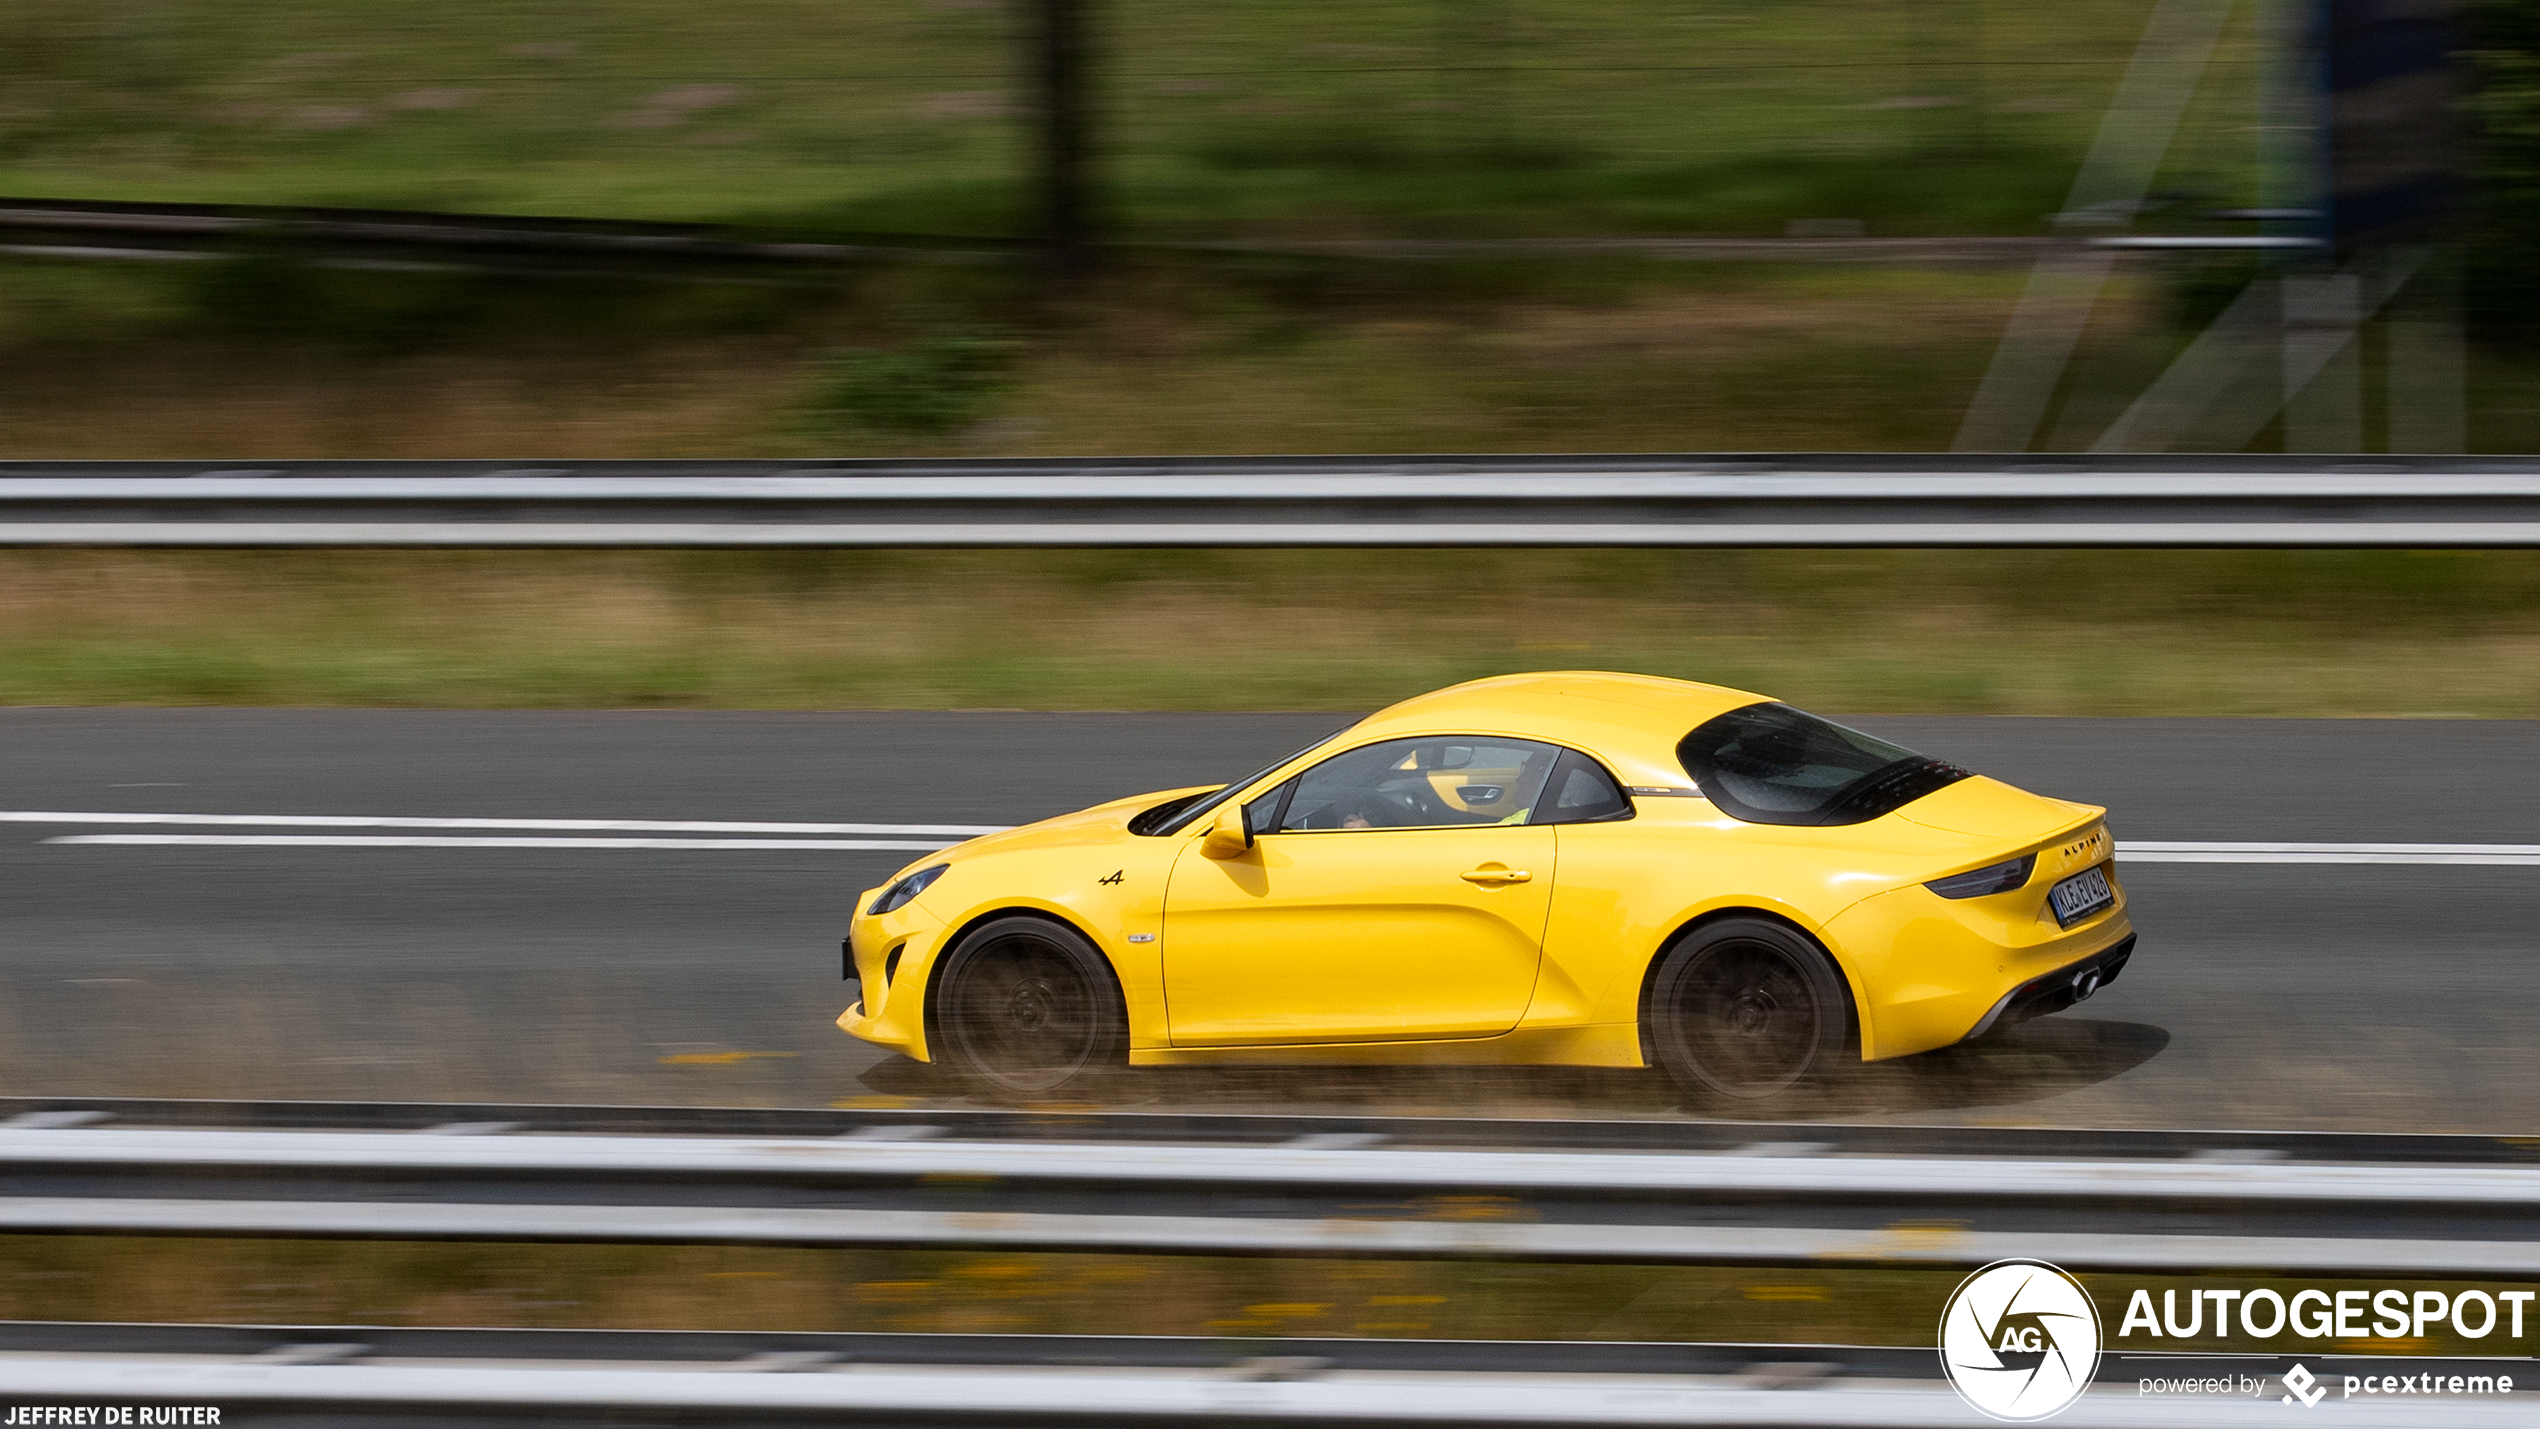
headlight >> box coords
[866,863,949,916]
[1925,854,2036,900]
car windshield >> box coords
[1131,732,1343,836]
[1677,702,1968,826]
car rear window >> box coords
[1676,703,1969,826]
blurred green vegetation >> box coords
[0,0,2261,240]
[3,1236,1944,1342]
[0,0,2524,459]
[0,256,2047,457]
[801,327,1018,435]
[5,548,2540,715]
[6,240,2540,497]
[6,1234,2534,1356]
[22,247,2540,462]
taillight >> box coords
[1926,854,2036,899]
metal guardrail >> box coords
[0,197,2055,276]
[9,1102,2540,1424]
[1,1105,2534,1278]
[10,1093,2538,1162]
[0,1350,2204,1426]
[0,197,1020,274]
[9,1124,2536,1207]
[7,1321,1932,1375]
[0,1323,2524,1427]
[3,454,2540,547]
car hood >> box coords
[925,784,1214,866]
[1895,775,2103,843]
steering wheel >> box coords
[1378,777,1452,825]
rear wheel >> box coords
[1647,918,1849,1106]
[931,916,1126,1099]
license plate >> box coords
[2048,865,2115,928]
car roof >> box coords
[1343,671,1771,785]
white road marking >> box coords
[2119,841,2540,866]
[44,835,961,851]
[0,811,1006,835]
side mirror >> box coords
[1200,803,1253,859]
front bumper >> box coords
[1964,934,2137,1041]
[836,899,947,1061]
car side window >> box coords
[1277,737,1562,832]
[1532,748,1635,825]
[1245,779,1295,837]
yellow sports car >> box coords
[838,672,2133,1104]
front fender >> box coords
[889,835,1180,1053]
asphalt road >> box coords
[2,708,2536,1133]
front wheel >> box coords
[931,916,1126,1099]
[1647,917,1849,1106]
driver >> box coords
[1288,740,1558,831]
[1340,744,1556,828]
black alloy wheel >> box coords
[932,915,1126,1098]
[1647,917,1849,1105]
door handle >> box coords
[1460,866,1532,885]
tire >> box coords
[930,915,1127,1099]
[1646,917,1850,1106]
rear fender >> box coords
[1632,905,1867,1064]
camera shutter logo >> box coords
[1939,1259,2102,1421]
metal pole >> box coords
[1950,0,2240,452]
[2094,246,2422,451]
[1032,0,1092,263]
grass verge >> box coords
[5,548,2540,716]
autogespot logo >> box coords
[1940,1259,2103,1422]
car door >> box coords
[1161,735,1562,1046]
